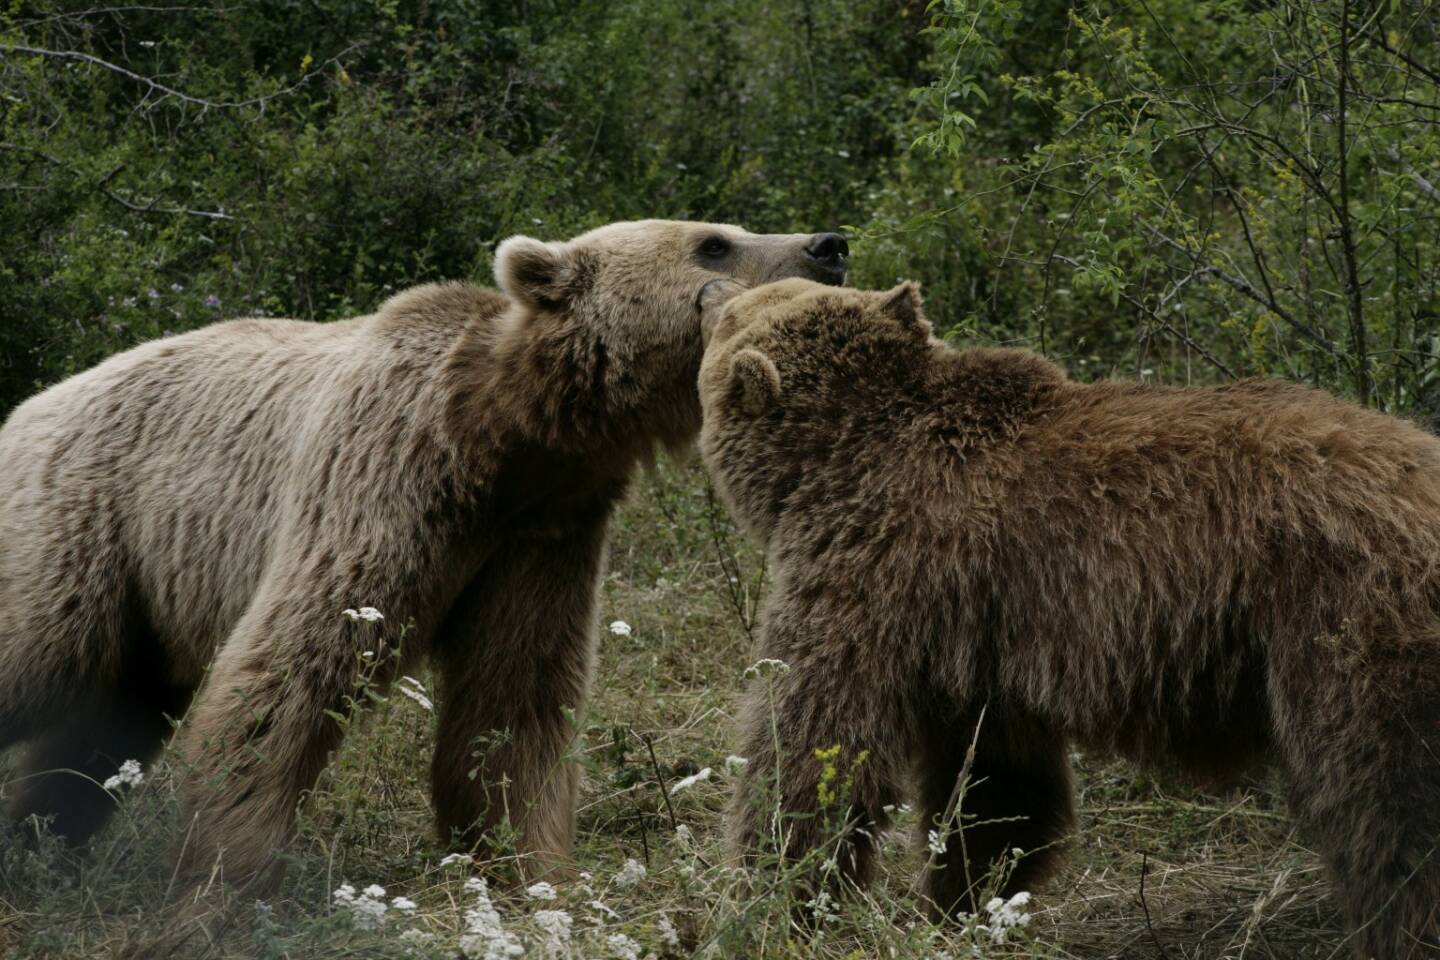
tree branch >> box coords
[0,142,234,220]
[1364,27,1440,87]
[0,42,352,114]
[1141,222,1338,356]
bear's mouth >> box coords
[807,260,848,286]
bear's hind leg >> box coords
[1272,646,1440,958]
[1287,755,1440,958]
[0,615,103,751]
[917,707,1073,922]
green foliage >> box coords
[879,0,1440,409]
[7,1,1436,417]
[1,0,922,415]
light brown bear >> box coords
[697,278,1440,959]
[0,221,848,887]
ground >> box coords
[0,459,1344,959]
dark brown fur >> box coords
[0,220,845,889]
[698,278,1440,959]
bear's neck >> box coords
[440,303,695,478]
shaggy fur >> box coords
[0,220,846,887]
[698,279,1440,959]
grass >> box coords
[0,458,1346,959]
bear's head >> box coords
[490,220,848,452]
[696,278,934,540]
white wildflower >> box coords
[927,829,947,856]
[532,909,572,956]
[984,890,1033,943]
[612,857,647,889]
[608,620,632,637]
[589,899,620,920]
[396,675,434,711]
[657,915,680,950]
[669,767,711,795]
[441,853,475,867]
[102,758,144,791]
[673,824,693,850]
[459,877,524,958]
[342,606,385,622]
[607,933,642,960]
[526,881,558,901]
[575,871,595,897]
[805,890,838,923]
[332,882,389,930]
[743,658,790,680]
[391,896,417,912]
[722,755,748,775]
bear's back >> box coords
[0,282,511,500]
[0,283,509,669]
[1028,375,1440,518]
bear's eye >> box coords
[698,235,732,259]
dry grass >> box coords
[0,458,1347,958]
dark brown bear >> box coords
[0,221,847,889]
[698,278,1440,959]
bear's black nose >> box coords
[805,233,849,262]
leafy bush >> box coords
[0,0,921,415]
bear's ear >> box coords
[495,235,586,310]
[729,348,782,416]
[878,281,925,329]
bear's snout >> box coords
[804,232,849,285]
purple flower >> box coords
[147,288,160,299]
[204,294,222,309]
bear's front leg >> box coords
[171,574,407,889]
[430,525,607,880]
[916,705,1073,921]
[726,606,908,904]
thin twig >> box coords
[641,732,679,833]
[640,732,713,870]
[1139,851,1175,960]
[0,42,354,113]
